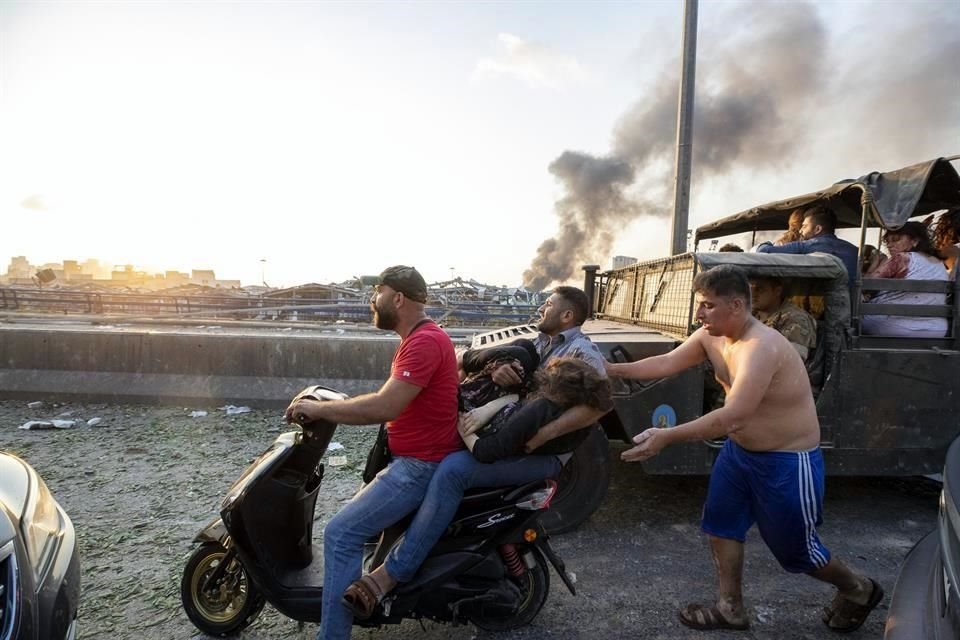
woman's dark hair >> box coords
[530,357,612,412]
[882,221,936,255]
[932,208,960,255]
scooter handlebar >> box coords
[287,384,349,430]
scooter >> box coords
[180,385,578,636]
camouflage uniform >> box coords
[757,301,817,360]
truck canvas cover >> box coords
[695,156,960,240]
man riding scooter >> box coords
[347,286,610,616]
[284,265,461,640]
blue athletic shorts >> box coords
[702,439,831,573]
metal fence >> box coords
[0,288,539,327]
[593,253,697,339]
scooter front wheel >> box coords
[181,542,266,636]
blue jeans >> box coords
[317,456,438,640]
[384,450,561,582]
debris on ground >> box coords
[0,401,376,639]
[19,419,76,430]
[189,410,208,418]
[221,405,252,415]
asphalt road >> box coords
[0,401,938,639]
[325,450,937,640]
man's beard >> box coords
[537,314,556,334]
[373,302,398,330]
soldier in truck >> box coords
[748,276,816,362]
[605,265,883,633]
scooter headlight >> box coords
[21,472,62,582]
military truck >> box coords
[476,155,960,533]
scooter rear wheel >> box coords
[181,543,266,636]
[470,546,550,631]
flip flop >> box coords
[342,574,385,620]
[678,603,750,631]
[822,578,884,633]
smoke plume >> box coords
[522,1,960,290]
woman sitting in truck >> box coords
[861,221,948,337]
[932,207,960,276]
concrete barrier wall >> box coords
[0,327,409,407]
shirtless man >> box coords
[605,265,883,633]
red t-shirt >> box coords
[387,321,461,462]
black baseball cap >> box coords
[378,265,428,303]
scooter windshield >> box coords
[221,432,298,510]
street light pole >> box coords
[260,258,267,287]
[671,0,698,256]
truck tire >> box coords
[540,425,610,535]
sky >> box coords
[1,1,958,289]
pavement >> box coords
[208,449,937,640]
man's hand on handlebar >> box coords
[284,398,322,425]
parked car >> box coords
[0,451,80,639]
[884,437,960,639]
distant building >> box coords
[612,255,638,270]
[164,271,190,288]
[191,269,216,287]
[7,256,31,280]
[111,265,154,287]
[81,259,111,280]
[62,260,81,280]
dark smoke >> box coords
[522,0,960,290]
[523,152,652,291]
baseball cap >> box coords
[378,265,428,303]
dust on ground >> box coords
[0,400,941,639]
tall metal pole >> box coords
[671,0,698,255]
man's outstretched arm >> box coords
[524,405,608,452]
[605,328,708,381]
[621,339,778,462]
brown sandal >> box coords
[822,578,884,633]
[678,603,750,631]
[342,574,385,620]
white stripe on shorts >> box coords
[798,451,828,568]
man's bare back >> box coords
[702,319,819,451]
